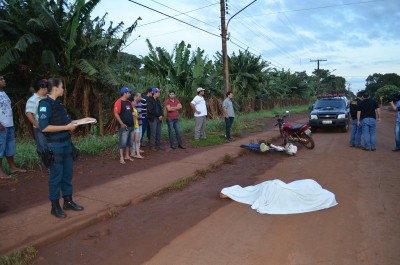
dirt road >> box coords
[35,110,400,265]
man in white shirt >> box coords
[190,87,207,140]
[25,79,48,157]
[0,75,26,179]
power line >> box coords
[139,1,219,28]
[127,0,220,37]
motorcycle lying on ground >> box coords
[275,114,315,149]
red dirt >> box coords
[6,112,400,265]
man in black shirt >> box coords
[357,91,381,151]
[147,88,163,150]
[349,91,363,147]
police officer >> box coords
[349,91,363,147]
[38,77,96,218]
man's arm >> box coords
[190,102,200,114]
[26,112,40,128]
[389,101,396,111]
[357,110,361,126]
[375,108,381,121]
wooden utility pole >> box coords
[310,59,327,95]
[220,0,229,96]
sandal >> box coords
[133,155,144,159]
[124,157,134,162]
[119,159,126,164]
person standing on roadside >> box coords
[223,91,235,142]
[114,87,135,164]
[38,77,96,218]
[389,93,400,152]
[131,92,144,158]
[140,88,152,147]
[165,90,185,149]
[349,91,363,148]
[147,88,163,150]
[190,87,207,140]
[0,75,26,180]
[25,79,48,158]
[357,91,380,151]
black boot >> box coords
[63,196,84,211]
[51,200,67,218]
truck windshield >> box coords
[314,99,345,109]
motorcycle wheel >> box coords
[300,134,315,149]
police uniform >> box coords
[38,96,83,218]
[349,97,362,147]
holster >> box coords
[40,149,54,168]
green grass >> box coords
[73,135,118,155]
[0,246,37,265]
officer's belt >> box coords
[47,135,71,143]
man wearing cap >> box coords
[147,88,163,150]
[114,87,135,164]
[190,87,207,140]
[26,79,49,158]
[0,75,26,179]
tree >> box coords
[365,73,400,97]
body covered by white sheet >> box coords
[220,179,338,214]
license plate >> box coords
[305,129,312,136]
[322,120,332,124]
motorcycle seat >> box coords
[289,124,304,132]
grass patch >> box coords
[73,135,118,155]
[222,154,234,164]
[0,246,37,265]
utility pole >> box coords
[310,59,327,95]
[220,0,258,96]
[220,0,229,96]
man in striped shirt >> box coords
[25,79,48,157]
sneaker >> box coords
[371,148,376,151]
[178,145,186,149]
[392,148,400,152]
[362,147,370,151]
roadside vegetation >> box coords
[0,246,37,265]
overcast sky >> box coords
[92,0,400,93]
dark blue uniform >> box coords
[38,96,73,201]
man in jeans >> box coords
[165,90,185,149]
[223,91,235,142]
[357,91,380,151]
[147,88,163,150]
[349,91,363,148]
[0,75,26,179]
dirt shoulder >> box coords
[33,110,400,265]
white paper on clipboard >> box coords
[73,119,96,125]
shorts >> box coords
[118,126,135,149]
[0,126,16,158]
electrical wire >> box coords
[127,0,220,37]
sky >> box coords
[92,0,400,93]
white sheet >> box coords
[221,179,338,214]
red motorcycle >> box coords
[275,114,315,149]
